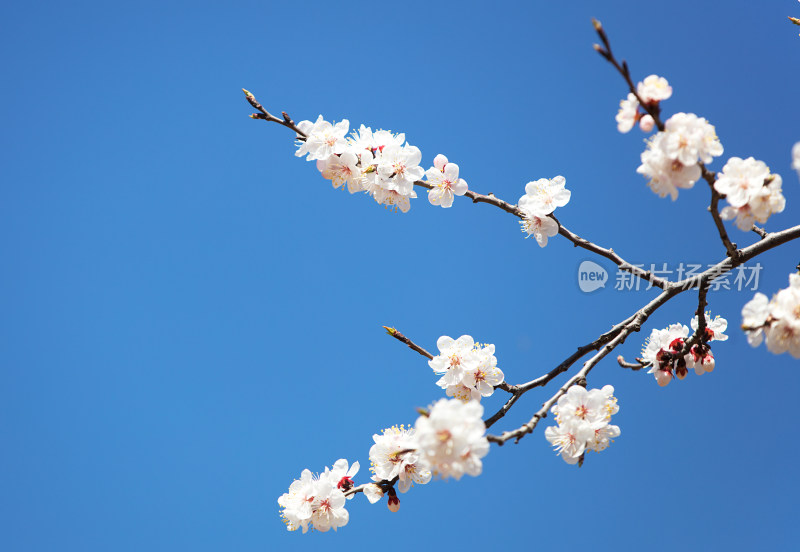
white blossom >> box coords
[368,425,431,493]
[415,399,489,479]
[461,343,504,399]
[544,420,593,464]
[642,323,693,385]
[430,337,504,402]
[518,176,571,216]
[691,313,728,342]
[362,483,384,504]
[318,152,364,193]
[792,141,800,173]
[376,144,424,195]
[662,112,723,166]
[425,154,468,208]
[637,112,722,200]
[759,274,800,358]
[279,461,353,533]
[519,214,559,247]
[546,385,620,464]
[741,292,770,347]
[616,93,639,133]
[327,458,360,499]
[637,74,672,103]
[429,335,479,389]
[295,115,350,161]
[637,132,702,200]
[370,186,417,213]
[715,157,785,231]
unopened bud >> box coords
[591,18,603,32]
[639,114,655,132]
[387,488,400,512]
[655,369,672,387]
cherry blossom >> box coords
[662,112,723,166]
[518,176,571,216]
[415,398,489,480]
[519,214,559,247]
[715,157,785,231]
[376,144,424,196]
[546,385,620,464]
[637,74,672,103]
[742,292,769,347]
[461,343,504,399]
[368,425,431,493]
[637,132,702,200]
[327,458,360,498]
[792,142,800,173]
[642,323,692,385]
[743,274,800,358]
[425,154,468,208]
[691,313,728,342]
[318,151,364,193]
[295,115,350,161]
[615,75,670,133]
[616,93,639,133]
[278,462,353,533]
[429,335,479,389]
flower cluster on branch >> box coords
[247,18,800,534]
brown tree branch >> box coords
[382,326,433,360]
[244,93,668,289]
[242,86,800,449]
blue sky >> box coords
[1,1,799,550]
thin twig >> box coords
[488,287,676,445]
[617,355,648,370]
[592,19,665,131]
[243,92,668,289]
[383,326,434,360]
[702,167,739,259]
[244,87,800,448]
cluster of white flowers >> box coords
[428,335,505,402]
[713,157,786,231]
[280,396,490,532]
[637,112,724,200]
[741,273,800,358]
[517,176,571,247]
[545,385,620,465]
[278,459,359,533]
[616,74,672,133]
[641,314,728,386]
[415,398,490,479]
[368,425,431,495]
[295,115,469,213]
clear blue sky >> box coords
[1,1,799,550]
